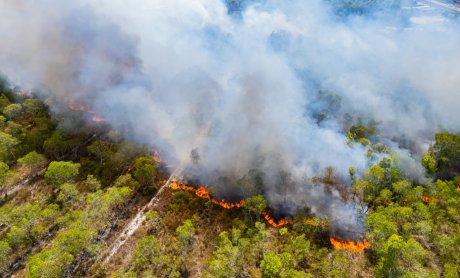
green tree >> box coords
[0,161,9,189]
[0,131,19,162]
[0,240,11,270]
[26,247,74,278]
[54,228,97,255]
[2,103,22,120]
[421,153,437,175]
[17,151,47,171]
[375,235,429,278]
[113,174,140,190]
[23,99,45,116]
[43,132,80,160]
[44,161,80,186]
[81,174,101,192]
[133,155,158,188]
[207,231,241,277]
[283,234,310,266]
[132,235,161,270]
[0,115,6,127]
[57,183,79,207]
[431,133,460,178]
[244,195,267,221]
[261,251,282,278]
[176,219,195,251]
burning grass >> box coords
[68,101,106,123]
[171,181,245,209]
[329,237,369,253]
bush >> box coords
[44,161,80,186]
[17,151,47,171]
[2,103,22,120]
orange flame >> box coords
[171,181,245,209]
[260,210,292,227]
[68,101,106,123]
[91,116,106,123]
[330,237,369,252]
[421,196,438,203]
[152,150,176,168]
[68,101,95,114]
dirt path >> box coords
[101,171,180,266]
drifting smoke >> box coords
[1,0,460,239]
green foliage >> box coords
[81,174,102,192]
[283,234,310,266]
[23,99,46,116]
[431,133,460,178]
[113,174,140,190]
[0,161,9,188]
[176,219,195,250]
[281,269,312,278]
[0,241,11,270]
[207,231,241,278]
[133,155,157,188]
[53,227,97,255]
[2,103,22,120]
[261,251,282,277]
[44,161,80,186]
[244,194,267,221]
[348,124,376,142]
[0,115,6,127]
[17,151,47,171]
[132,235,161,270]
[320,250,350,277]
[0,131,19,162]
[57,183,79,207]
[26,247,74,278]
[375,235,430,278]
[43,132,80,160]
[443,263,459,278]
[421,153,437,175]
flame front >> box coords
[68,101,106,123]
[260,210,292,227]
[68,101,95,114]
[329,237,369,252]
[172,181,367,252]
[91,116,106,122]
[171,181,245,209]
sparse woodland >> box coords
[0,80,458,278]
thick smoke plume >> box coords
[1,0,459,239]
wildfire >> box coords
[68,101,95,114]
[152,150,176,168]
[91,116,106,123]
[172,181,367,252]
[329,237,369,252]
[260,210,292,227]
[171,181,245,209]
[68,101,106,123]
[421,196,438,203]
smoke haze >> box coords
[1,0,459,238]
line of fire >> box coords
[170,180,370,253]
[66,102,447,253]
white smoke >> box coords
[1,0,459,237]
